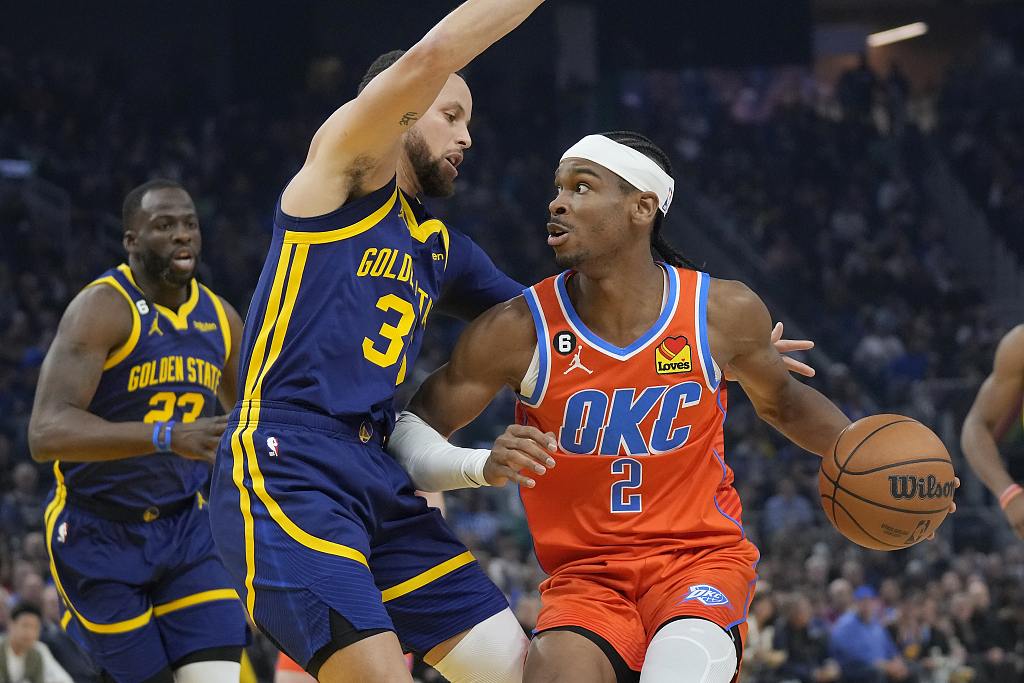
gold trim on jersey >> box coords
[118,264,200,330]
[45,464,155,634]
[282,187,399,245]
[202,284,232,364]
[399,193,450,268]
[84,276,141,370]
[380,551,475,603]
[153,589,240,617]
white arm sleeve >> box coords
[387,411,491,492]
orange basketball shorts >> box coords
[535,540,760,672]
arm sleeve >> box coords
[37,643,74,683]
[435,230,524,322]
[387,411,491,492]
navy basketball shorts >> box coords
[209,400,509,671]
[45,484,250,683]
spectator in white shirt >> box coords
[0,602,72,683]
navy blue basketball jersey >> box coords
[59,264,231,508]
[238,177,521,433]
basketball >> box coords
[819,415,955,551]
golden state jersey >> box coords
[516,265,745,574]
[60,264,231,507]
[238,177,521,433]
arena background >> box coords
[2,1,1024,681]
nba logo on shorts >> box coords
[57,522,68,543]
[267,437,279,457]
[682,584,730,607]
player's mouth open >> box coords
[547,223,570,246]
[444,153,462,177]
[171,249,195,269]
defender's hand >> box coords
[484,425,556,488]
[171,415,229,463]
[723,322,815,381]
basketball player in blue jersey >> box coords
[28,180,249,683]
[207,1,552,682]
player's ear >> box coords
[633,192,659,228]
[123,229,137,253]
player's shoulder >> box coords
[56,277,135,348]
[474,295,534,339]
[993,324,1024,372]
[706,277,769,328]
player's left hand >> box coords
[926,476,960,541]
[485,424,557,488]
[723,322,815,381]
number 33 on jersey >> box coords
[515,266,747,572]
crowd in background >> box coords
[2,32,1024,682]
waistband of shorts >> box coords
[230,399,385,446]
[64,490,196,524]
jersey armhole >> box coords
[83,277,142,370]
[694,271,722,392]
[203,285,232,364]
[517,288,550,408]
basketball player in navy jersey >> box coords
[206,2,552,682]
[29,180,249,683]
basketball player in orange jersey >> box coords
[962,324,1024,539]
[387,130,875,683]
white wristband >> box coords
[387,411,491,492]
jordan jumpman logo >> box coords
[564,345,593,375]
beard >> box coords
[404,128,456,199]
[555,248,591,271]
[141,249,197,288]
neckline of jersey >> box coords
[554,262,678,359]
[117,264,199,329]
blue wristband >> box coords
[159,421,176,452]
[152,421,165,452]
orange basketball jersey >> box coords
[517,265,745,575]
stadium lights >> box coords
[867,22,928,48]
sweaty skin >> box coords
[962,324,1024,539]
[29,187,243,465]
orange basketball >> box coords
[819,414,955,551]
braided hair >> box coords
[600,131,697,270]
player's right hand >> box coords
[1004,494,1024,540]
[171,415,229,463]
[484,424,557,488]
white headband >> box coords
[560,135,675,214]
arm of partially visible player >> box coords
[388,296,555,490]
[28,286,226,463]
[283,0,546,215]
[961,325,1024,538]
[216,296,245,412]
[708,279,851,457]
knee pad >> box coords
[433,608,529,683]
[173,660,242,683]
[639,618,737,683]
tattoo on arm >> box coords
[399,112,420,126]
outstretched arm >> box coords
[389,296,555,490]
[283,0,546,216]
[29,286,226,463]
[707,279,850,457]
[962,325,1024,538]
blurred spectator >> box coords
[743,593,786,682]
[763,478,814,541]
[774,596,840,683]
[0,464,45,537]
[829,586,912,683]
[0,601,73,683]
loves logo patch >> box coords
[655,336,691,375]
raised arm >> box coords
[707,279,851,456]
[282,0,546,216]
[961,325,1024,538]
[390,296,555,490]
[29,286,225,463]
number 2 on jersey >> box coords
[611,457,642,513]
[362,294,415,369]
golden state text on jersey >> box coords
[237,177,521,433]
[61,265,231,508]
